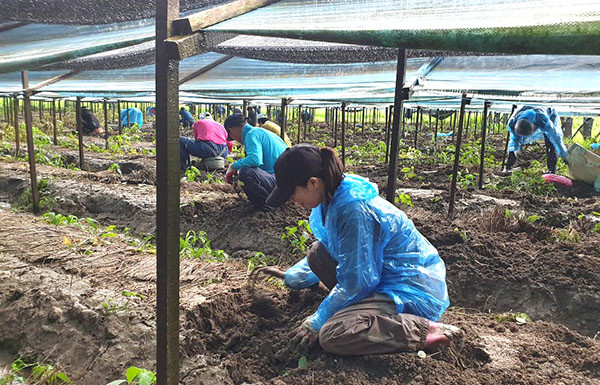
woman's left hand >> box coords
[292,318,319,347]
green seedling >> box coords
[525,214,541,223]
[247,251,275,272]
[395,192,414,207]
[0,358,72,385]
[106,366,156,385]
[281,220,312,255]
[494,312,531,325]
[108,163,123,176]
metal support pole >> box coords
[21,71,39,213]
[117,101,122,135]
[76,97,84,169]
[51,99,57,145]
[280,98,287,142]
[501,104,518,170]
[413,106,420,148]
[103,99,109,149]
[38,100,42,121]
[385,48,408,203]
[242,99,248,116]
[13,96,20,156]
[333,107,338,147]
[341,102,346,166]
[465,111,471,139]
[361,107,365,134]
[353,107,357,132]
[448,93,470,217]
[478,101,491,189]
[433,108,439,146]
[297,104,302,144]
[384,107,390,162]
[156,0,180,382]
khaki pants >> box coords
[307,242,429,355]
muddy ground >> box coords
[0,120,599,384]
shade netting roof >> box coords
[207,0,600,55]
[0,20,155,73]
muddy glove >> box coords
[225,164,238,184]
[291,318,319,348]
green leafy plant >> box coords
[0,358,71,385]
[526,214,541,223]
[14,178,57,213]
[297,356,308,369]
[281,220,312,255]
[43,212,80,227]
[395,192,414,207]
[400,166,417,180]
[180,230,229,262]
[247,251,275,272]
[494,312,531,325]
[108,163,123,176]
[454,227,468,242]
[184,166,202,182]
[106,366,155,385]
[553,226,581,243]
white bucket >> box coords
[566,143,600,186]
[201,156,225,170]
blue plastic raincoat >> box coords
[507,106,568,159]
[120,108,144,128]
[284,174,449,331]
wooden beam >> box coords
[178,55,233,85]
[173,0,279,35]
[166,32,234,60]
[26,70,80,93]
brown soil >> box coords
[0,121,599,384]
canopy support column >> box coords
[51,99,57,145]
[103,99,109,150]
[280,98,288,141]
[501,104,518,170]
[448,93,470,217]
[76,97,84,169]
[156,0,181,383]
[13,96,20,156]
[413,106,420,148]
[385,49,408,203]
[341,102,346,166]
[478,101,491,189]
[297,104,302,144]
[20,71,39,213]
[433,109,439,147]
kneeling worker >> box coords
[257,113,292,147]
[224,113,287,211]
[262,144,462,354]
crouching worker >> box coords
[81,107,104,136]
[265,144,460,355]
[180,112,232,171]
[503,106,568,174]
[224,113,287,211]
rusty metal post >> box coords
[413,106,420,148]
[384,107,390,163]
[13,96,20,156]
[297,104,302,144]
[20,71,39,213]
[433,108,439,146]
[280,98,287,142]
[385,48,408,203]
[117,100,122,134]
[51,99,57,145]
[361,107,365,134]
[478,101,491,189]
[103,99,109,149]
[448,93,470,217]
[76,97,84,169]
[333,107,338,147]
[501,104,518,170]
[242,99,248,116]
[341,102,347,166]
[156,0,181,383]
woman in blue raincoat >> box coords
[264,144,461,355]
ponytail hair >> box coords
[319,147,344,204]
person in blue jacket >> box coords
[179,107,195,128]
[224,113,288,211]
[264,144,461,355]
[503,106,568,174]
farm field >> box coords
[0,109,599,385]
